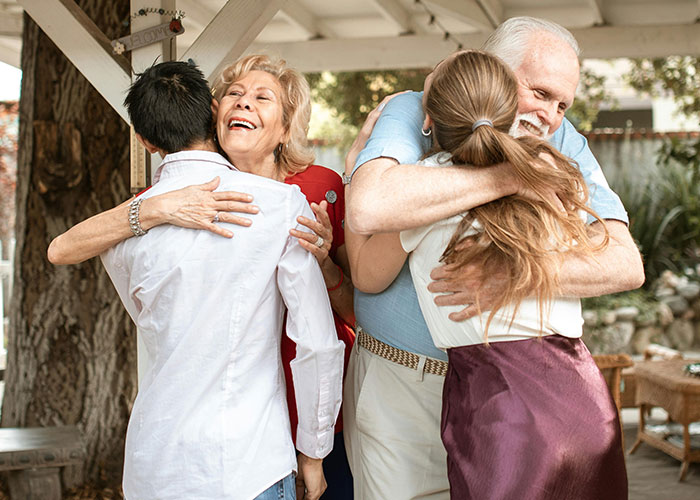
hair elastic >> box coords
[472,119,493,132]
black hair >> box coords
[124,61,213,154]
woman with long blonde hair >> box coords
[348,50,627,499]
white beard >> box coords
[510,112,552,140]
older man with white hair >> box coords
[343,16,643,500]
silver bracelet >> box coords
[128,198,148,236]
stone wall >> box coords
[583,270,700,354]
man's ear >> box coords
[211,98,219,120]
[135,132,159,154]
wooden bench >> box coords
[0,426,85,499]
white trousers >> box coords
[343,341,449,500]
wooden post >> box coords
[129,0,177,379]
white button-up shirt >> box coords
[101,151,344,500]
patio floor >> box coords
[1,374,699,498]
[623,409,700,499]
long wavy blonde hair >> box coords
[211,54,315,177]
[425,50,608,334]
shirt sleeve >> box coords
[551,118,629,224]
[327,170,346,251]
[353,91,432,175]
[277,192,345,459]
[100,245,141,322]
[400,225,431,253]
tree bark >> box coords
[1,1,137,489]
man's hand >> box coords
[428,263,508,321]
[296,454,326,500]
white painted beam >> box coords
[182,0,288,83]
[423,0,494,32]
[506,3,698,28]
[250,23,700,72]
[475,0,502,28]
[177,0,217,31]
[18,0,131,122]
[601,2,699,25]
[0,12,22,36]
[585,0,605,25]
[0,38,20,68]
[249,33,487,72]
[279,0,331,39]
[372,0,419,35]
[505,6,599,28]
[572,23,700,59]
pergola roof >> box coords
[3,0,700,121]
[2,1,700,71]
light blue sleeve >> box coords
[550,117,629,224]
[352,91,432,175]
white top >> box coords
[101,151,344,500]
[400,152,583,350]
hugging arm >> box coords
[430,219,644,321]
[290,199,355,324]
[429,119,645,320]
[342,94,411,293]
[47,177,258,265]
[344,92,536,235]
[346,94,643,319]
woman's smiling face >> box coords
[216,70,287,173]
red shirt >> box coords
[283,165,355,440]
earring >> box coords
[274,143,283,163]
[421,127,432,137]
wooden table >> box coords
[0,426,85,499]
[629,359,700,481]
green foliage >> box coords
[566,66,616,131]
[624,56,700,118]
[306,69,430,146]
[308,63,614,143]
[308,69,429,128]
[613,56,700,283]
[608,136,700,284]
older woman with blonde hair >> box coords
[49,54,355,499]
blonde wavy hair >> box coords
[425,50,608,335]
[211,54,315,177]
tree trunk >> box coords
[1,1,137,490]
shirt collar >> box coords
[152,150,238,184]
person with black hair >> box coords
[86,61,344,500]
[49,55,357,500]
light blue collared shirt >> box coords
[352,91,628,360]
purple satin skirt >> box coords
[442,335,627,500]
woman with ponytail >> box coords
[348,50,627,499]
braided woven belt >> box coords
[357,329,448,377]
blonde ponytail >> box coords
[425,51,608,337]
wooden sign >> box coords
[112,20,185,55]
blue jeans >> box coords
[254,473,296,500]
